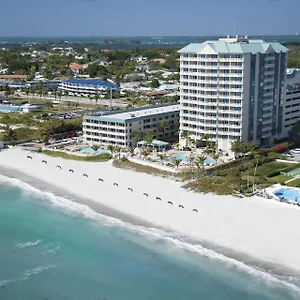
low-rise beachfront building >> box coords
[82,103,180,147]
[59,78,119,96]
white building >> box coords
[59,78,118,96]
[21,104,39,113]
[82,103,180,147]
[282,69,300,136]
[179,36,288,152]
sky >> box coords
[1,0,299,37]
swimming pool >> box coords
[0,105,21,112]
[79,146,110,154]
[274,187,300,203]
[165,153,216,165]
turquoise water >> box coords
[274,188,300,203]
[166,153,215,165]
[0,105,21,112]
[0,176,299,300]
[79,146,110,154]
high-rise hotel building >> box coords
[179,37,288,152]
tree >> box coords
[158,153,166,163]
[195,156,206,177]
[145,130,155,145]
[107,144,115,157]
[132,131,145,143]
[3,125,17,143]
[114,146,122,159]
[230,140,256,158]
[86,64,108,78]
[158,120,169,137]
[25,89,30,98]
[94,94,100,105]
[172,158,182,168]
[204,142,217,157]
[91,144,100,152]
[150,78,160,89]
[188,155,195,178]
[141,149,150,159]
[289,121,300,138]
[201,134,210,147]
[128,147,135,157]
[174,120,180,134]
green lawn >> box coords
[40,150,111,162]
[267,175,293,184]
[286,178,300,188]
[255,161,291,177]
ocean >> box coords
[0,35,300,50]
[0,174,300,300]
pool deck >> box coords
[264,184,300,205]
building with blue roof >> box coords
[59,78,119,96]
[179,36,288,153]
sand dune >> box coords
[1,147,300,274]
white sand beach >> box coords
[1,147,300,274]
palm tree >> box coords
[172,157,182,168]
[128,147,135,157]
[181,131,190,148]
[201,133,210,147]
[204,142,217,157]
[158,120,169,137]
[25,89,30,98]
[107,144,115,157]
[195,155,206,177]
[94,94,100,105]
[174,120,180,134]
[145,130,154,146]
[91,144,100,152]
[212,152,220,165]
[114,146,122,159]
[57,90,62,100]
[158,153,166,163]
[188,154,195,177]
[141,149,150,159]
[132,131,145,144]
[231,140,256,158]
[3,125,17,143]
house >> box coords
[135,61,149,72]
[69,63,84,75]
[151,58,166,64]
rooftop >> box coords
[86,103,180,122]
[62,78,118,89]
[179,37,288,54]
[69,62,84,70]
[287,69,300,92]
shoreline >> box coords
[1,148,300,281]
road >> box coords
[1,92,128,108]
[54,95,128,107]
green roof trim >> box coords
[178,39,288,54]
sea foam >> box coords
[0,173,299,295]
